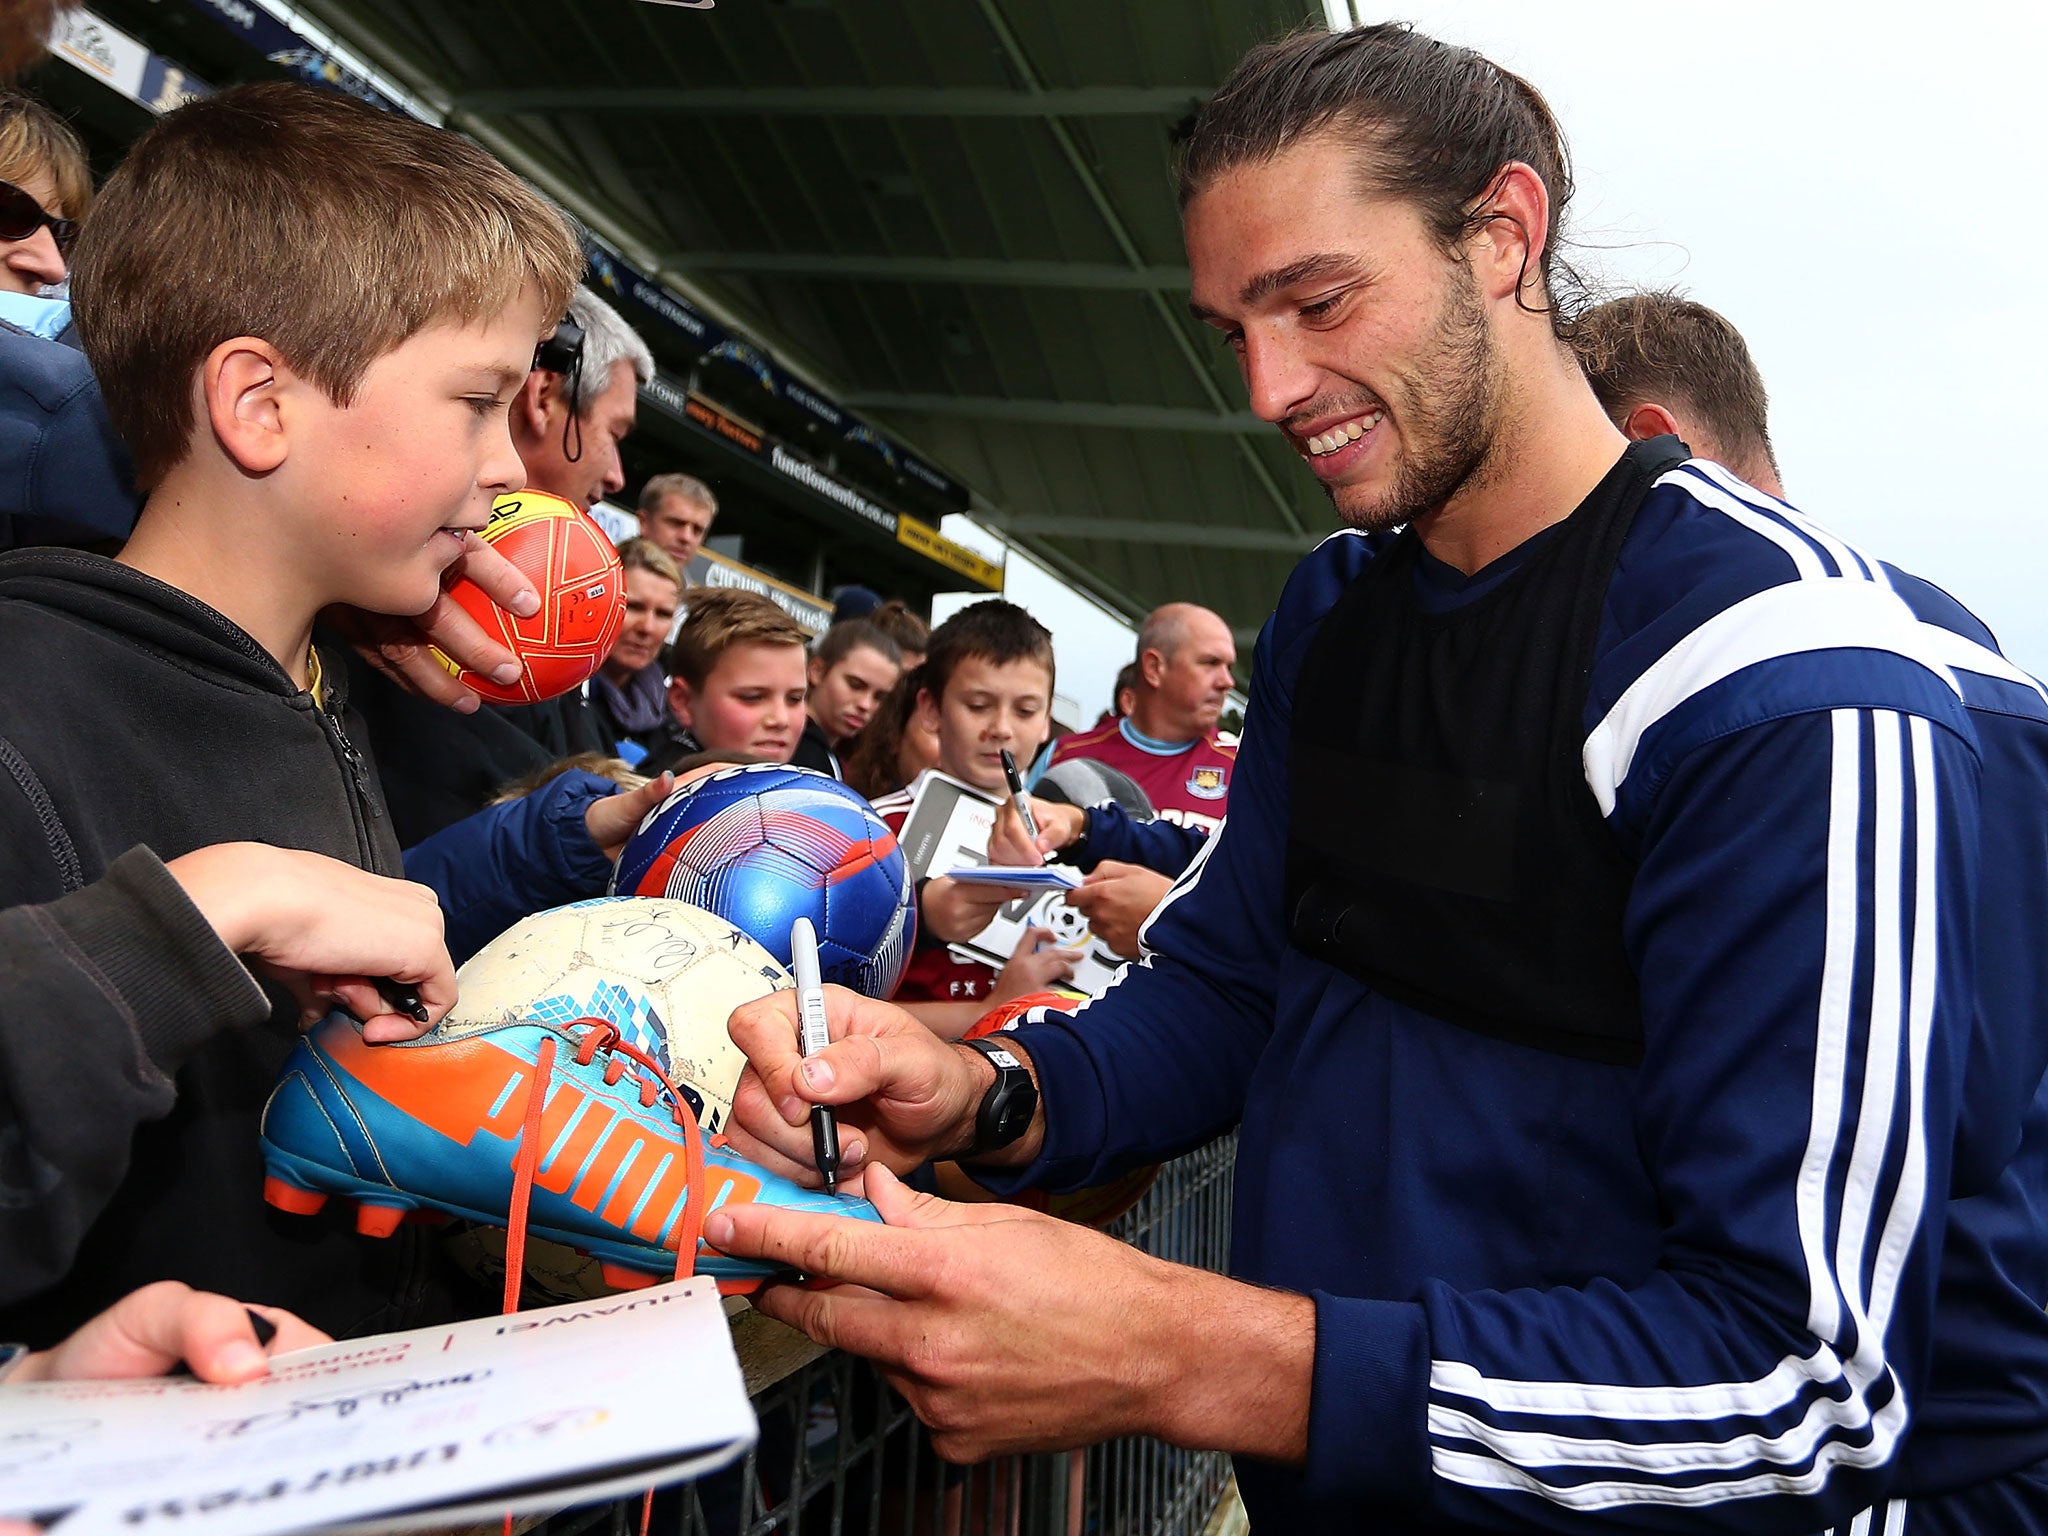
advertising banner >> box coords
[53,9,210,112]
[583,237,967,514]
[686,549,834,635]
[180,0,416,117]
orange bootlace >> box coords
[499,1020,710,1536]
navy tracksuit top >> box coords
[984,454,2048,1533]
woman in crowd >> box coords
[589,536,683,764]
[867,596,928,672]
[0,89,88,302]
[842,664,940,802]
[0,90,140,549]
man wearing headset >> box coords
[512,285,651,519]
[496,287,656,759]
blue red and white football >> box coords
[612,763,915,998]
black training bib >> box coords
[1284,438,1686,1064]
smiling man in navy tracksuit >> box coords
[712,24,2048,1533]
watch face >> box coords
[994,1096,1033,1138]
[967,1037,1038,1158]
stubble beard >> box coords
[1329,267,1503,535]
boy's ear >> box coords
[668,675,695,729]
[913,686,941,734]
[202,338,292,475]
[807,655,826,689]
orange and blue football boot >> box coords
[259,1011,879,1295]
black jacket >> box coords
[0,549,452,1344]
[345,657,612,845]
[636,721,706,779]
[0,848,270,1310]
[343,653,547,845]
[344,667,610,847]
[789,716,843,779]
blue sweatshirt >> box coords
[403,769,619,963]
[1070,800,1208,877]
[988,461,2048,1532]
[0,319,139,550]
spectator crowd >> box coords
[0,48,1249,1387]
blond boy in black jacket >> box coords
[0,82,594,1345]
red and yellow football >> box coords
[433,490,626,705]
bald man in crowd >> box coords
[1578,290,1785,497]
[1047,603,1237,832]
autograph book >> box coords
[0,1280,754,1536]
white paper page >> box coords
[895,771,999,882]
[950,887,1126,998]
[902,774,1123,996]
[3,1281,755,1536]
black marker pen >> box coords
[374,980,431,1024]
[1000,748,1044,857]
[789,918,841,1193]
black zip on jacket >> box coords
[0,548,451,1345]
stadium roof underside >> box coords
[293,0,1331,642]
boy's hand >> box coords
[583,772,675,860]
[920,874,1014,943]
[1066,862,1172,960]
[991,926,1077,1000]
[9,1281,326,1386]
[166,844,455,1042]
[0,1289,327,1536]
[988,797,1081,866]
[584,762,740,861]
[326,533,541,715]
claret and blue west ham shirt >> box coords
[985,457,2048,1533]
[1046,717,1236,831]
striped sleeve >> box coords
[986,692,1283,1190]
[1070,800,1209,878]
[1312,705,1977,1531]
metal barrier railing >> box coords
[540,1131,1239,1536]
[1083,1133,1238,1536]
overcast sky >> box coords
[1358,0,2048,667]
[959,0,2048,716]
